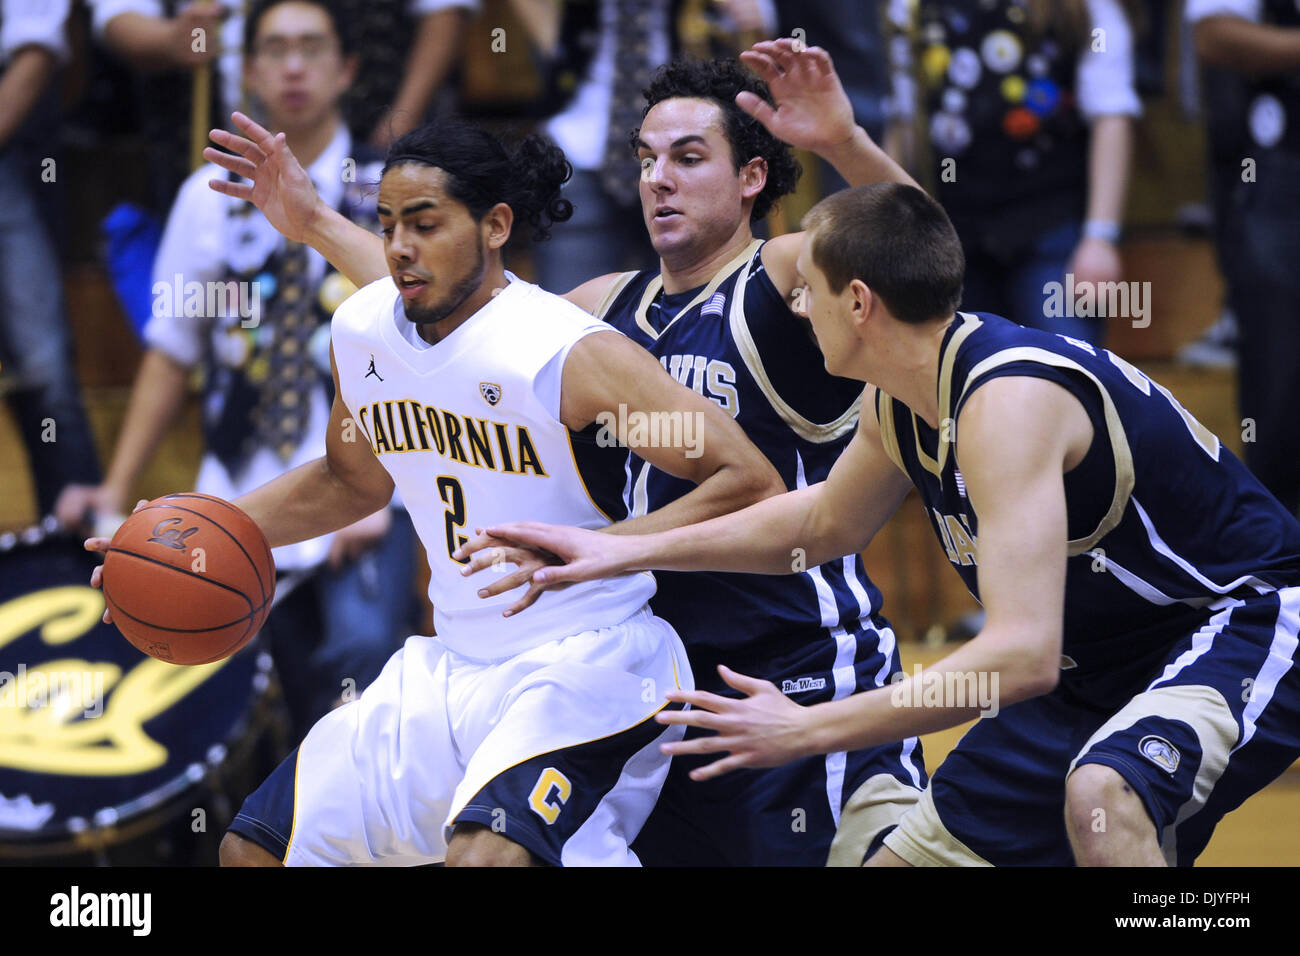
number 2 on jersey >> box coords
[437,476,468,563]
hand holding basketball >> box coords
[88,493,276,666]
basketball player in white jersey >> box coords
[87,121,782,866]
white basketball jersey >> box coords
[333,274,656,660]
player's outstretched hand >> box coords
[84,499,149,624]
[455,523,624,617]
[454,521,640,613]
[737,39,858,156]
[205,111,323,243]
[655,665,815,780]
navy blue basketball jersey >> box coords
[877,312,1300,706]
[598,240,886,658]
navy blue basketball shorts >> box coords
[633,614,928,866]
[883,588,1300,866]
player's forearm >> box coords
[304,204,388,288]
[233,456,387,548]
[0,46,55,150]
[103,350,192,510]
[614,484,843,575]
[800,630,1061,755]
[1196,16,1300,75]
[1084,115,1132,227]
[606,460,784,536]
[819,125,920,191]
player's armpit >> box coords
[954,377,1094,699]
[559,330,785,534]
[800,387,913,563]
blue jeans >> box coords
[958,219,1103,346]
[530,168,659,295]
[0,148,101,514]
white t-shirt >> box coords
[1,0,70,65]
[1185,0,1260,24]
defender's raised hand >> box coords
[737,39,858,156]
[205,111,323,243]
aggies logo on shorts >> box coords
[1138,735,1180,774]
[479,382,502,406]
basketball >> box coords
[101,493,276,666]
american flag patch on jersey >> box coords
[954,469,967,498]
[701,292,726,318]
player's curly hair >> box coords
[634,58,802,223]
[383,122,574,242]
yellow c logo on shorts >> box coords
[528,767,572,825]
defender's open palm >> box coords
[656,665,815,781]
[737,39,857,155]
[205,111,323,243]
[455,521,641,593]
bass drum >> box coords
[0,527,289,865]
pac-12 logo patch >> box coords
[1138,735,1180,774]
[479,382,502,406]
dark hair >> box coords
[801,184,965,325]
[383,122,574,242]
[244,0,353,57]
[635,58,801,222]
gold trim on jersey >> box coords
[883,784,992,866]
[631,239,763,340]
[916,312,984,478]
[957,346,1136,555]
[874,389,908,475]
[593,271,640,320]
[728,244,861,444]
[826,772,923,867]
[1066,682,1237,867]
[282,746,303,864]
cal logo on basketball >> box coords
[357,398,547,476]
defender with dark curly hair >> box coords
[555,43,932,867]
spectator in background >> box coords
[511,0,774,294]
[1188,0,1300,516]
[0,0,104,521]
[888,0,1141,345]
[90,0,476,211]
[57,0,417,741]
[774,0,890,194]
